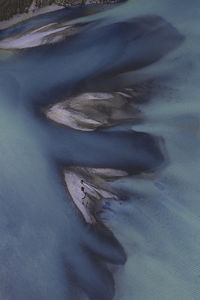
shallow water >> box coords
[0,0,200,299]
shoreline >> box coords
[0,4,64,30]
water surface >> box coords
[0,1,199,299]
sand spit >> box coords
[0,21,87,49]
[46,91,141,131]
[64,167,128,223]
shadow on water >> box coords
[0,6,184,300]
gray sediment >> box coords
[64,166,128,223]
[46,91,141,131]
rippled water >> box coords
[0,0,200,299]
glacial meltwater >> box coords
[0,0,199,299]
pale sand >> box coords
[47,104,102,131]
[64,167,127,224]
[0,23,75,49]
[46,91,140,131]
